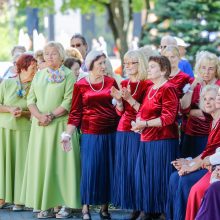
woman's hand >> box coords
[8,107,22,118]
[131,118,146,133]
[201,156,212,170]
[110,86,122,101]
[171,158,189,171]
[38,114,52,126]
[61,132,72,152]
[121,85,132,102]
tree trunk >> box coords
[105,0,133,72]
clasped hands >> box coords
[130,117,147,133]
[8,106,22,118]
[38,113,55,126]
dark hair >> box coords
[149,55,171,78]
[71,34,87,46]
[64,58,82,69]
[16,54,36,74]
[89,54,106,71]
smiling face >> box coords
[44,46,62,69]
[23,61,37,78]
[123,56,139,78]
[91,55,106,77]
[200,60,217,84]
[204,90,217,114]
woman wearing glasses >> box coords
[62,50,119,220]
[110,50,150,218]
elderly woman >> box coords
[167,85,220,220]
[180,51,220,158]
[110,50,149,217]
[20,42,81,219]
[62,50,119,220]
[0,54,37,210]
[162,45,193,98]
[131,56,179,219]
[185,86,220,220]
[64,57,82,80]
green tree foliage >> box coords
[0,3,26,61]
[141,0,220,61]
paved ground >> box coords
[0,207,132,220]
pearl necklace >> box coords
[88,76,104,92]
[128,80,140,96]
[169,69,180,80]
[147,80,168,100]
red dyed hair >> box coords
[16,54,36,74]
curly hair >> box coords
[149,56,171,79]
[16,54,36,74]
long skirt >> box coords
[181,134,208,158]
[113,131,140,209]
[135,139,179,213]
[195,181,220,220]
[0,127,29,204]
[166,169,207,220]
[185,172,211,220]
[80,132,116,205]
[20,118,81,210]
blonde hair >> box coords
[65,47,83,62]
[124,50,148,80]
[34,50,44,61]
[43,41,66,62]
[162,45,181,58]
[200,84,219,111]
[195,51,220,79]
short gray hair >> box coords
[43,41,66,62]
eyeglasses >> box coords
[123,62,138,66]
[159,45,167,50]
[71,43,82,48]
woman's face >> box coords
[91,56,106,77]
[215,88,220,109]
[200,60,217,83]
[123,56,139,78]
[23,61,37,78]
[147,61,165,82]
[71,62,80,79]
[163,50,180,70]
[204,90,217,114]
[37,58,47,70]
[44,46,62,69]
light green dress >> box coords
[20,66,81,210]
[0,78,31,204]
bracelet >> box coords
[116,101,123,107]
[61,132,71,140]
[131,100,137,107]
[145,121,148,127]
[48,112,56,120]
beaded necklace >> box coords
[88,76,105,92]
[16,76,31,98]
[147,80,167,100]
[127,80,140,96]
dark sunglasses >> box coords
[159,45,167,50]
[71,43,82,48]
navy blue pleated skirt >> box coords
[166,169,207,220]
[135,139,179,213]
[113,131,140,209]
[181,134,208,158]
[80,132,116,205]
